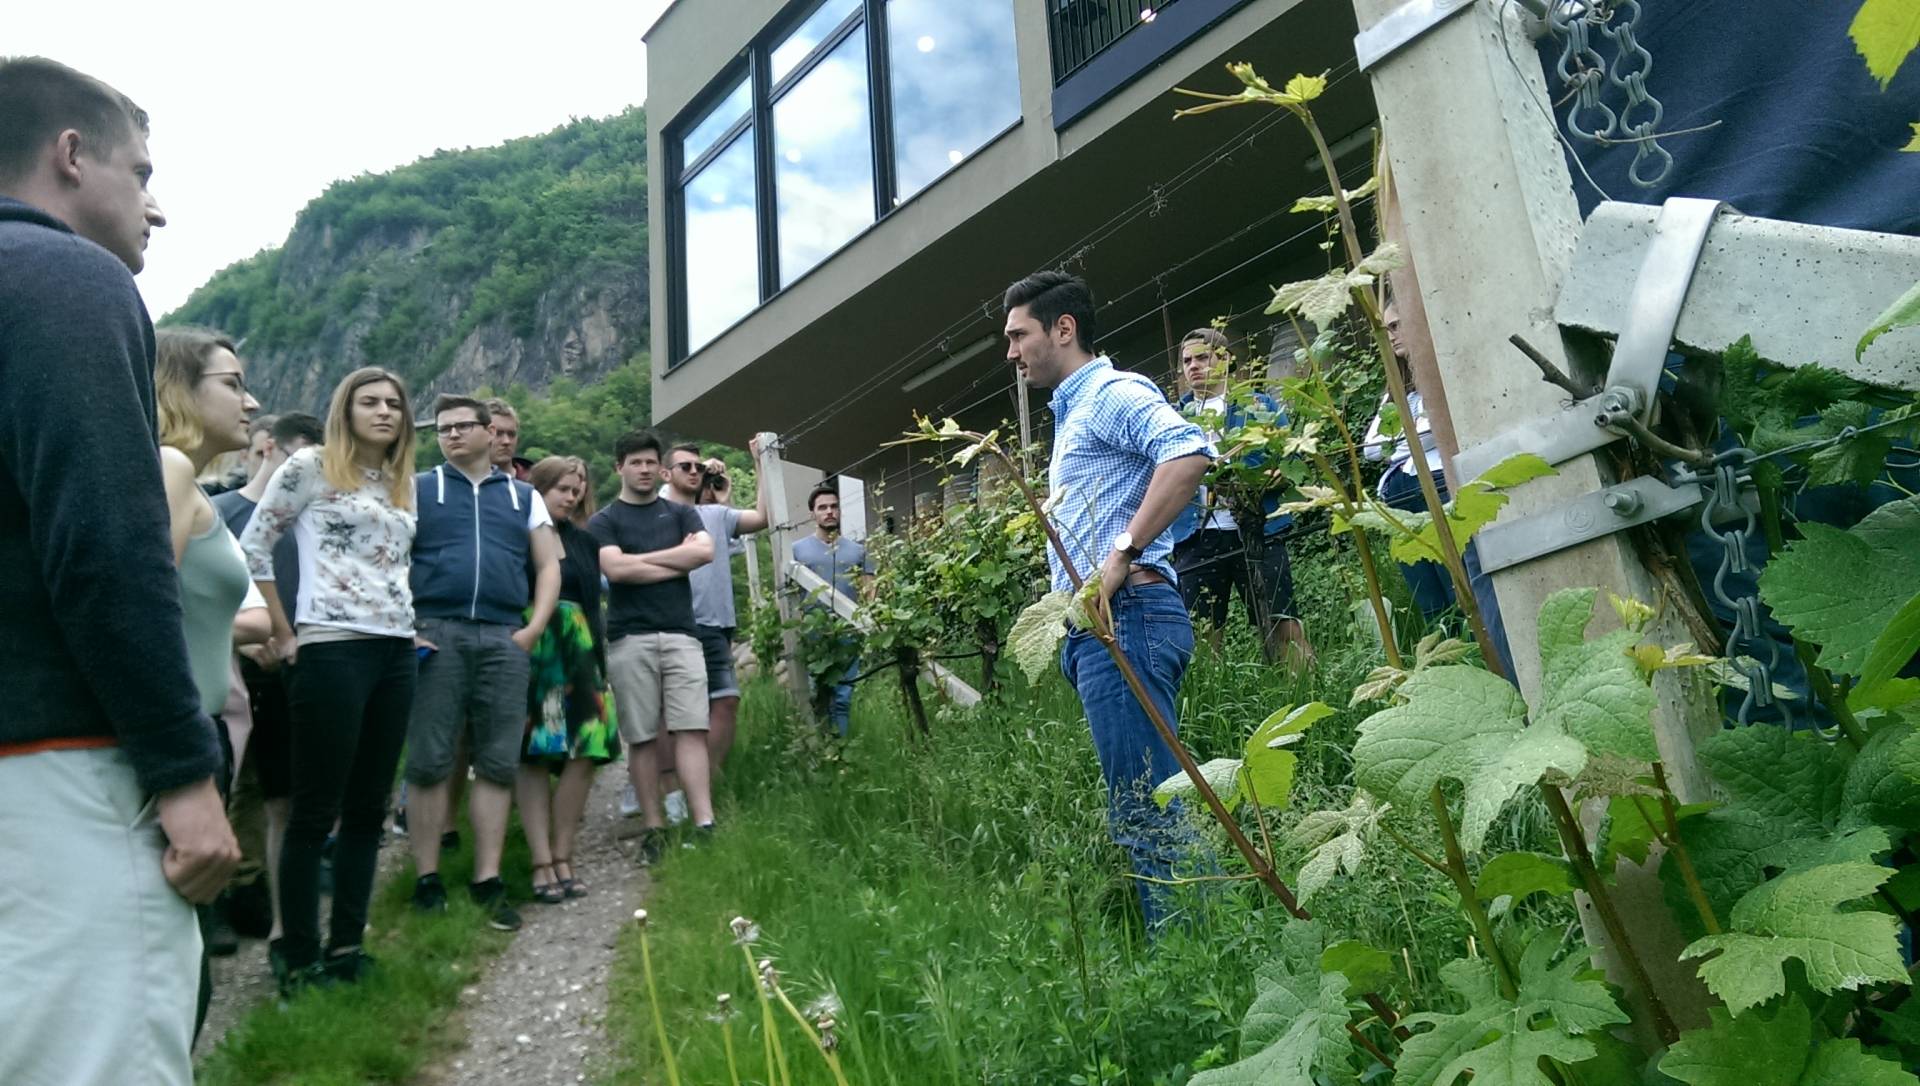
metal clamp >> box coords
[1454,197,1726,482]
[1354,0,1477,73]
[1472,475,1703,575]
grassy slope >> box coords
[603,536,1567,1085]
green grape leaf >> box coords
[1289,790,1387,904]
[1476,852,1577,903]
[1190,962,1355,1086]
[1697,724,1853,836]
[1154,757,1244,811]
[1357,454,1557,567]
[1680,861,1906,1017]
[1843,722,1920,831]
[1602,795,1715,868]
[1268,248,1400,326]
[1395,940,1625,1086]
[1320,940,1395,993]
[1662,997,1919,1086]
[1353,666,1584,853]
[1007,590,1072,685]
[1759,497,1920,680]
[1240,702,1334,812]
[1532,588,1660,763]
[1804,401,1898,488]
[1850,1,1920,91]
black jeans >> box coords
[278,636,416,968]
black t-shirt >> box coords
[589,496,705,639]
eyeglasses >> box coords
[202,370,248,393]
[436,420,485,436]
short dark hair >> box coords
[670,442,701,461]
[432,394,490,426]
[1003,271,1095,353]
[0,57,149,185]
[272,412,324,448]
[807,482,839,511]
[613,428,666,465]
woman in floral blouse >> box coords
[238,366,418,995]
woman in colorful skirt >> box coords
[516,455,619,903]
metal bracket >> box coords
[1454,197,1727,482]
[1354,0,1477,72]
[1473,476,1703,575]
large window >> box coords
[669,0,1022,363]
[774,23,873,284]
[886,0,1021,200]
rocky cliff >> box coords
[167,107,650,414]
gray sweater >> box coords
[0,197,223,794]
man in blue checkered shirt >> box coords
[1003,271,1213,930]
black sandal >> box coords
[555,857,588,899]
[531,863,565,905]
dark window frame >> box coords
[666,0,1017,367]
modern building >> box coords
[644,0,1381,520]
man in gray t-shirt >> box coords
[663,441,770,771]
[790,484,872,735]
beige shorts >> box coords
[606,631,709,744]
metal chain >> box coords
[1547,0,1673,188]
[1663,416,1918,736]
[1688,452,1796,730]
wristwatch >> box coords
[1113,530,1142,560]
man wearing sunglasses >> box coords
[664,441,770,771]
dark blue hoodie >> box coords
[411,463,538,626]
[0,197,224,794]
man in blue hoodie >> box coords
[0,57,239,1086]
[1168,328,1313,668]
[406,394,560,931]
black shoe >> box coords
[270,939,328,1000]
[322,947,377,984]
[637,828,666,867]
[412,873,448,913]
[226,878,274,939]
[688,822,717,849]
[199,901,240,958]
[470,877,522,932]
[441,830,460,852]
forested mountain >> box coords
[167,107,650,415]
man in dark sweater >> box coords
[0,57,239,1086]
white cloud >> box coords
[10,0,672,319]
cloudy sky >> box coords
[13,0,672,318]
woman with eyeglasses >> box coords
[155,327,272,1034]
[515,455,618,903]
[238,366,419,995]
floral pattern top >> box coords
[238,445,416,639]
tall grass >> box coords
[604,536,1563,1084]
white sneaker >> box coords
[664,789,690,826]
[619,782,642,818]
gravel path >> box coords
[421,765,647,1086]
[195,765,647,1083]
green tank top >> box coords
[179,510,252,716]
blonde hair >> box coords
[155,326,238,452]
[528,455,594,525]
[322,367,416,509]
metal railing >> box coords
[1047,0,1180,84]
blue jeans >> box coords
[823,657,857,736]
[1060,581,1194,928]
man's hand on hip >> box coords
[1096,549,1131,633]
[156,776,241,904]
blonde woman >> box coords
[156,328,268,734]
[238,366,417,994]
[516,456,617,903]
